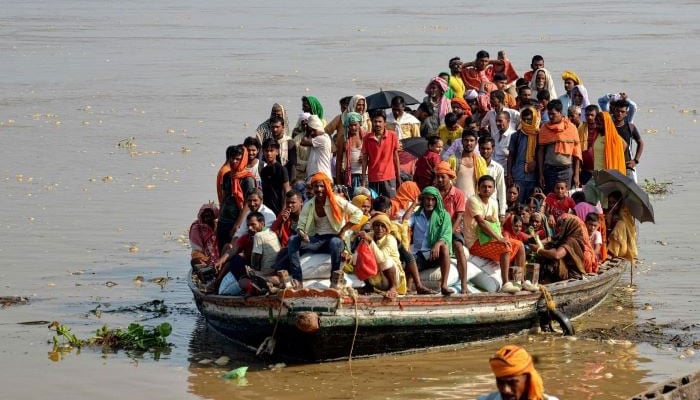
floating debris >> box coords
[149,276,172,289]
[128,245,139,253]
[181,147,191,153]
[117,137,136,149]
[198,358,213,365]
[221,366,248,380]
[214,356,230,366]
[105,281,118,287]
[642,178,672,195]
[102,176,114,183]
[643,303,653,311]
[1,296,29,308]
[644,128,658,134]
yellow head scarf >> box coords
[489,345,545,400]
[518,106,541,173]
[350,194,370,231]
[561,70,582,85]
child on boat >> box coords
[544,180,575,226]
[585,212,603,261]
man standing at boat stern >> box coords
[285,173,363,286]
[478,345,559,400]
[362,109,401,198]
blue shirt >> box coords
[507,130,538,183]
[409,210,430,254]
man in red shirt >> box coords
[435,161,469,294]
[362,110,401,197]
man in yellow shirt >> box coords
[448,57,466,100]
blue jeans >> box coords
[543,164,572,195]
[515,180,537,204]
[286,234,345,281]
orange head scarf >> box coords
[599,112,627,175]
[390,181,420,219]
[489,345,545,400]
[450,97,470,115]
[309,173,342,223]
[435,160,456,179]
[216,146,254,207]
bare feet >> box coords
[441,287,455,296]
[416,285,437,295]
[384,287,398,300]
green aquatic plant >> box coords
[49,321,172,353]
[117,137,136,148]
[641,178,672,195]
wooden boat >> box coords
[628,370,700,400]
[189,257,628,362]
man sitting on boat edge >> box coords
[282,172,364,288]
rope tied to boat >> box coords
[256,288,288,356]
[347,288,359,364]
[539,285,556,311]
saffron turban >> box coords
[435,160,456,179]
[489,345,545,400]
[451,97,469,111]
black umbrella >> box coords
[401,137,428,158]
[365,90,420,111]
[587,169,655,223]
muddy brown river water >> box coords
[1,0,698,398]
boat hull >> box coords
[190,258,627,362]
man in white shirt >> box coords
[492,111,515,169]
[386,96,421,139]
[232,189,277,241]
[480,90,520,138]
[478,136,507,222]
[301,115,332,180]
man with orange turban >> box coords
[479,345,558,400]
[434,161,469,294]
[284,173,364,286]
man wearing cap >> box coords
[300,115,332,180]
[478,345,559,400]
[285,173,363,286]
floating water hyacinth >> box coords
[117,137,136,148]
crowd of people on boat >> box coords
[189,50,641,297]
